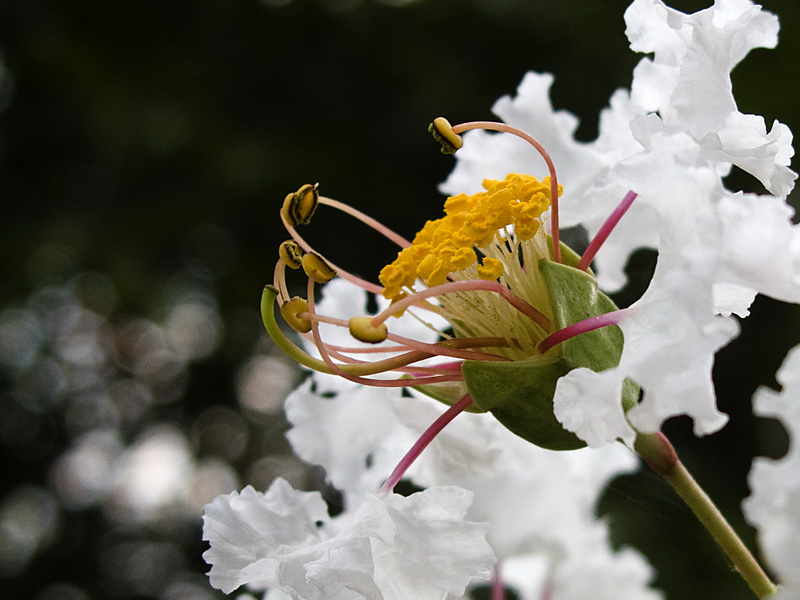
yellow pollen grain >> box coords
[379,173,557,300]
[477,257,504,281]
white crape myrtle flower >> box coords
[210,1,796,597]
[502,543,663,600]
[443,0,796,294]
[202,478,494,599]
[744,345,800,600]
[437,0,799,447]
[625,0,794,196]
[554,115,800,445]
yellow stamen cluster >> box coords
[379,173,558,301]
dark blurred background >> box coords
[0,0,798,599]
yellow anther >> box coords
[477,257,504,280]
[451,247,477,270]
[281,183,319,227]
[348,316,388,343]
[379,173,553,300]
[280,297,312,333]
[429,117,463,155]
[279,240,304,270]
[302,252,337,283]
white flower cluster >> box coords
[444,0,798,447]
[203,0,799,598]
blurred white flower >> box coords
[202,479,494,599]
[284,352,659,598]
[744,345,800,600]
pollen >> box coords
[379,173,559,300]
[279,240,303,270]
[477,257,504,280]
[282,183,319,227]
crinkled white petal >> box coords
[553,368,636,448]
[624,0,689,60]
[584,114,720,291]
[203,480,494,599]
[285,377,503,498]
[744,345,800,598]
[713,191,800,305]
[284,380,410,496]
[202,480,329,594]
[626,0,779,125]
[603,263,737,441]
[369,487,495,598]
[671,25,737,137]
[699,113,796,196]
[624,0,795,194]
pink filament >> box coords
[305,278,465,388]
[319,196,411,248]
[301,312,510,362]
[371,279,551,332]
[281,210,384,294]
[537,308,631,354]
[492,564,505,600]
[381,393,474,494]
[578,191,638,272]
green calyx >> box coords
[418,243,638,451]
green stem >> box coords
[634,432,777,599]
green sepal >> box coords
[462,358,579,449]
[462,257,639,450]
